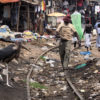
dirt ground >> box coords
[0,35,100,100]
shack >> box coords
[0,0,41,32]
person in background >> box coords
[38,14,44,35]
[94,19,100,51]
[90,3,96,27]
[85,6,91,24]
[72,32,79,48]
[62,0,69,14]
[56,14,80,70]
[77,0,84,11]
[63,0,69,9]
[84,19,93,51]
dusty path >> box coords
[0,83,27,100]
[0,37,100,100]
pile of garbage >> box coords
[0,25,55,42]
[0,25,15,40]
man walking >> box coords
[56,14,79,70]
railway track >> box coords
[27,45,86,100]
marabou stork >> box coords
[0,42,28,86]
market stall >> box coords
[47,12,66,34]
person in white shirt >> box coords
[95,20,100,51]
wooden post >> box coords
[76,0,77,10]
[17,2,21,32]
[27,4,30,30]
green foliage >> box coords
[40,56,46,61]
[75,63,87,69]
[29,82,48,89]
[23,80,47,89]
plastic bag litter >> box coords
[80,51,91,55]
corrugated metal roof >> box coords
[21,0,40,5]
[0,0,19,3]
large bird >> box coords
[0,42,28,86]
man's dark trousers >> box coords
[59,39,71,70]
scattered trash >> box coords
[53,91,57,94]
[46,59,55,67]
[74,56,78,58]
[14,32,23,38]
[80,89,85,93]
[0,75,3,81]
[59,72,65,77]
[78,79,88,85]
[30,79,36,83]
[46,42,56,47]
[41,46,48,51]
[13,76,20,82]
[60,85,67,91]
[74,59,79,63]
[40,56,56,67]
[80,51,91,55]
[11,38,26,42]
[0,25,12,33]
[96,60,100,67]
[94,70,99,74]
[33,33,40,39]
[0,24,99,100]
[89,93,99,99]
[31,64,43,73]
[84,54,90,60]
[75,63,87,69]
[23,30,33,36]
[0,25,15,40]
[38,62,44,66]
[98,72,100,74]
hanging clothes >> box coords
[3,5,11,18]
[3,5,11,26]
[35,6,38,13]
[11,5,18,26]
[38,6,41,12]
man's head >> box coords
[63,14,71,23]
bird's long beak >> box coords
[21,45,30,52]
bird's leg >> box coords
[5,64,11,87]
